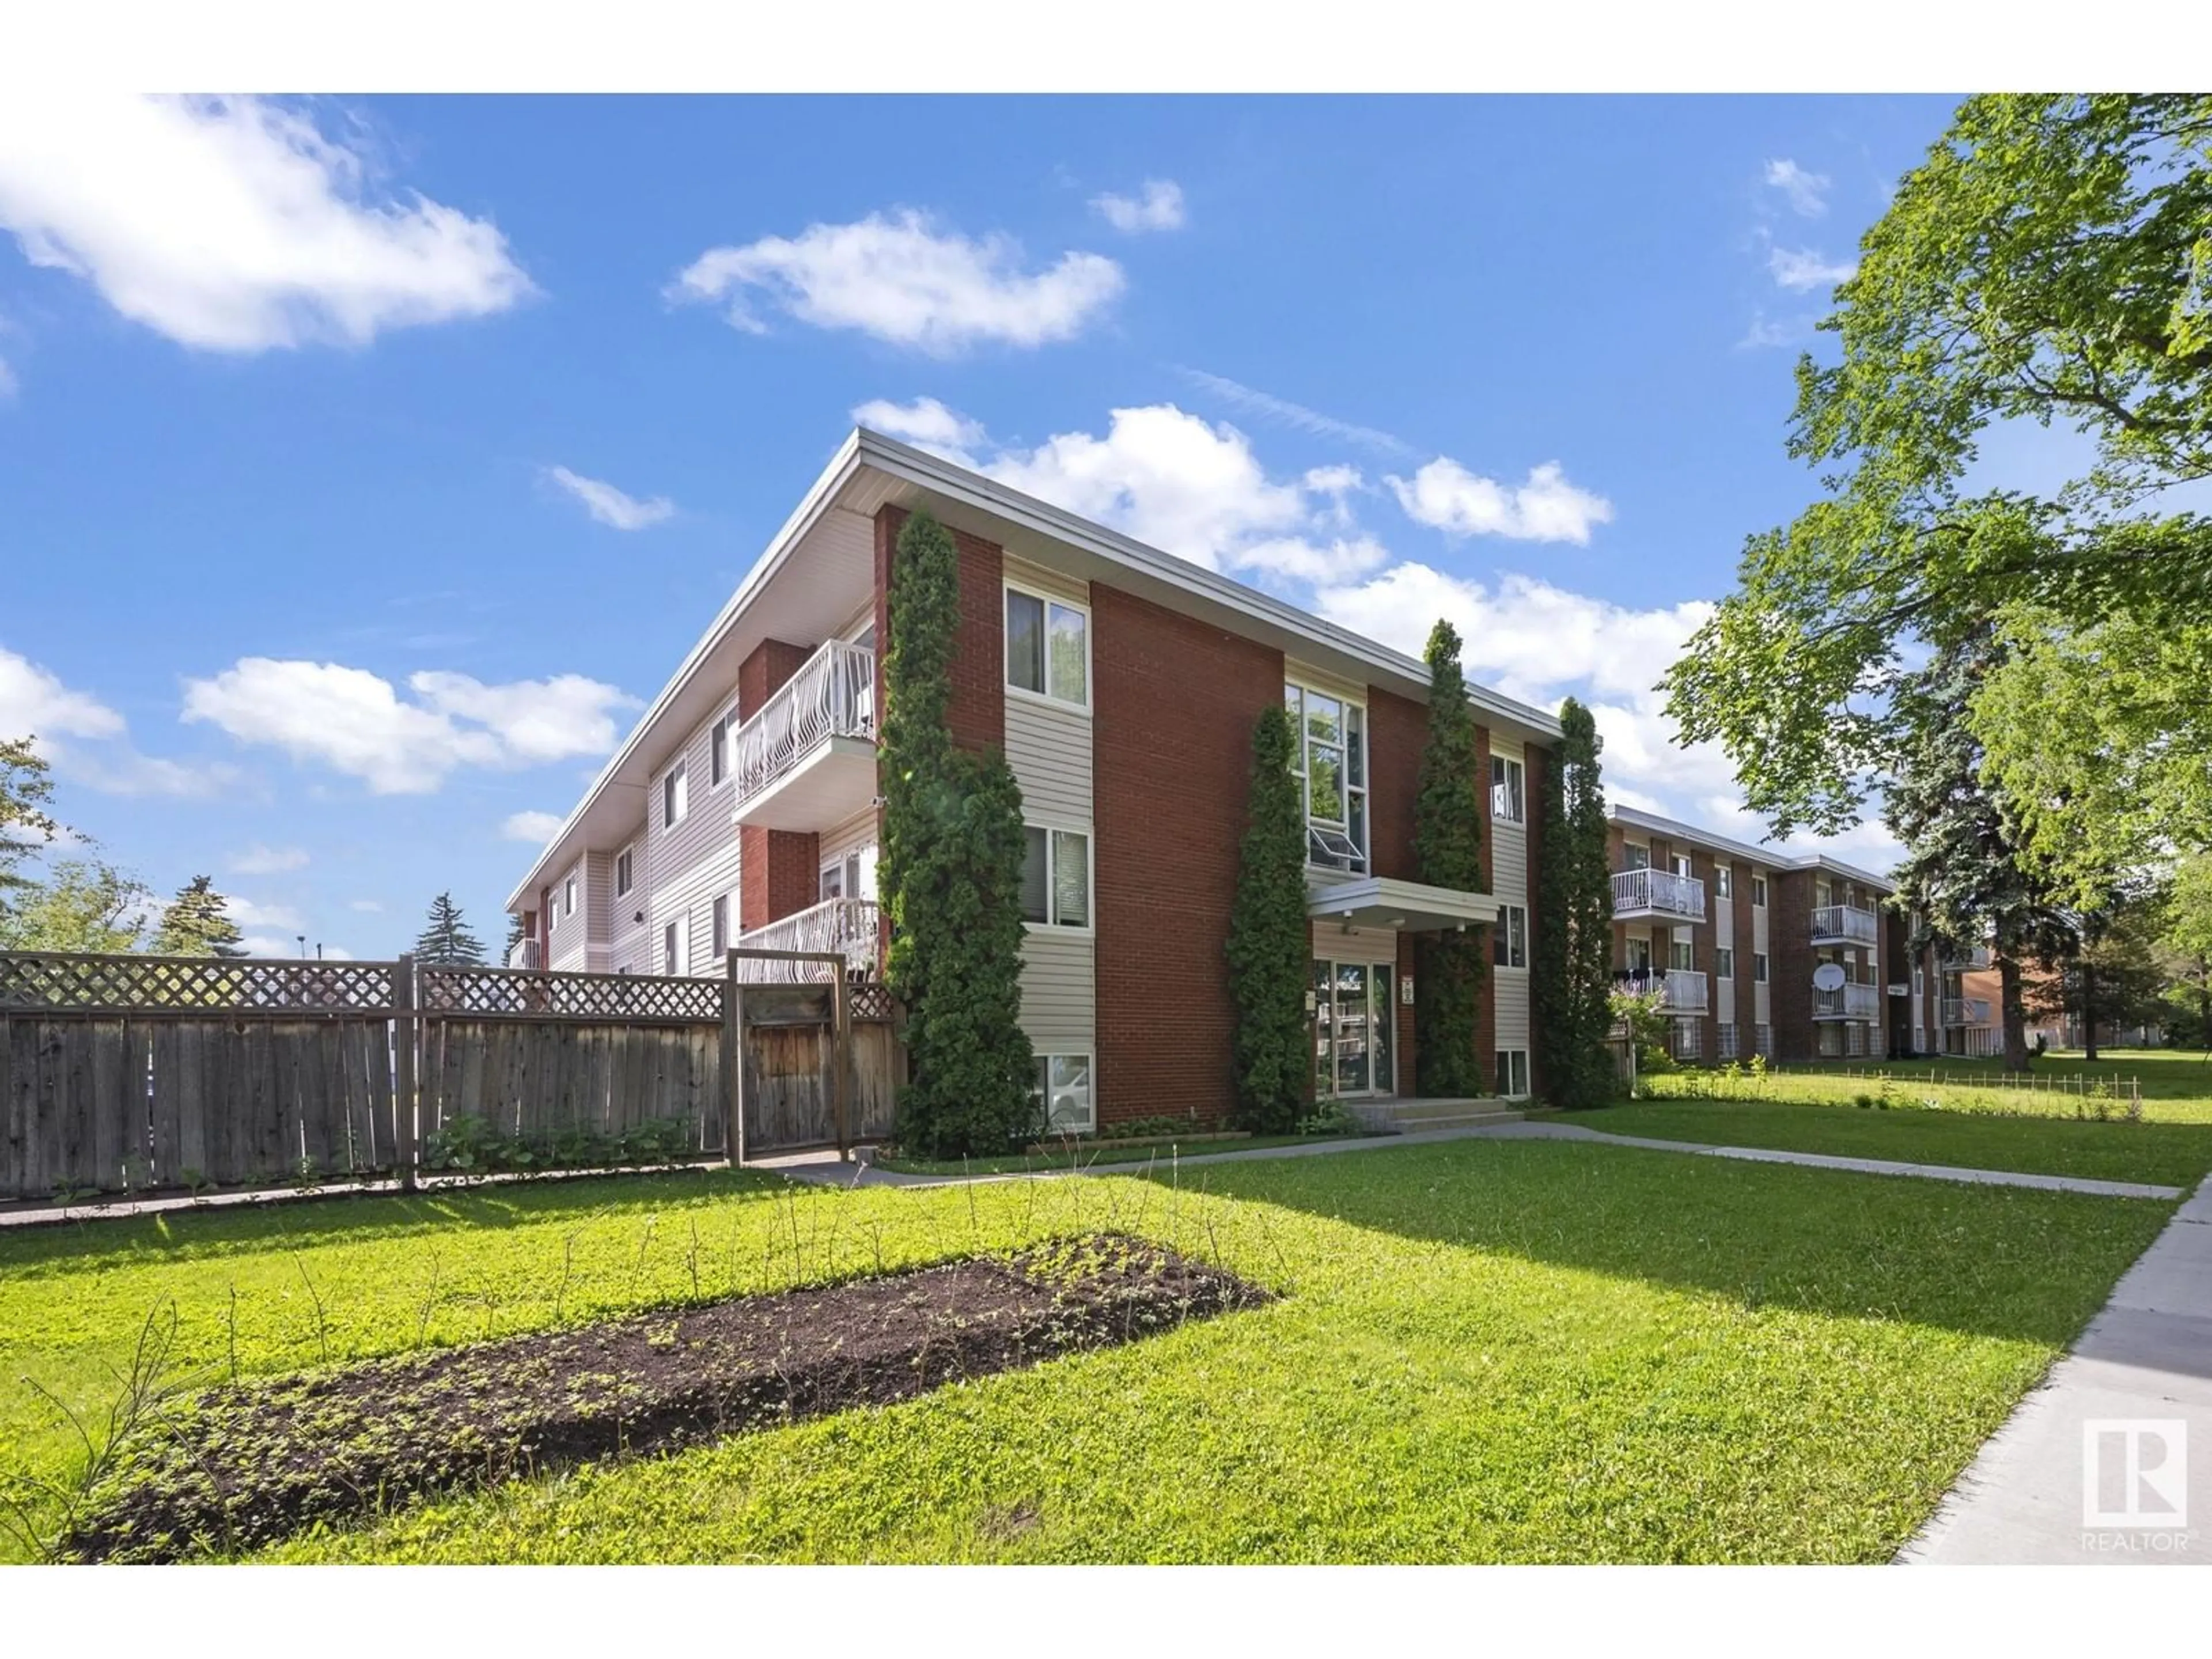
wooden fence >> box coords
[0,949,903,1205]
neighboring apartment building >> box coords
[503,429,1562,1132]
[1897,940,2005,1058]
[1604,807,1898,1064]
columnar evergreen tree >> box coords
[1411,620,1488,1094]
[878,509,1036,1158]
[505,912,528,961]
[413,892,487,965]
[1226,704,1310,1131]
[1532,699,1615,1106]
[153,875,248,957]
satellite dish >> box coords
[1812,963,1847,992]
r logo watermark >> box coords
[2082,1419,2191,1554]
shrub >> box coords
[1296,1097,1368,1138]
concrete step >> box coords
[1350,1099,1527,1132]
[1393,1109,1525,1132]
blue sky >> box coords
[0,94,1955,957]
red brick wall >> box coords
[1093,584,1284,1125]
[736,637,825,932]
[872,503,1005,756]
[1685,846,1720,1060]
[1366,685,1426,1091]
[1771,870,1815,1060]
[737,638,812,720]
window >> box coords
[1755,1022,1774,1058]
[1033,1053,1094,1132]
[1714,946,1735,980]
[1286,682,1368,872]
[661,921,679,976]
[616,847,634,898]
[1715,866,1733,899]
[711,894,728,959]
[563,876,577,921]
[1752,951,1769,983]
[819,860,844,902]
[663,761,688,829]
[1718,1022,1740,1060]
[1020,825,1091,928]
[710,710,733,787]
[1669,935,1695,972]
[1005,586,1088,707]
[1671,853,1692,879]
[1493,903,1528,969]
[1623,843,1650,870]
[1674,1018,1702,1061]
[1493,1050,1530,1099]
[1490,755,1525,824]
[1752,875,1768,907]
[1817,1022,1844,1058]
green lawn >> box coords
[874,1131,1378,1177]
[1761,1048,2212,1123]
[0,1139,2173,1563]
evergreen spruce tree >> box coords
[413,892,487,966]
[504,911,528,963]
[1532,698,1616,1105]
[1226,704,1311,1131]
[878,510,1035,1158]
[153,874,248,957]
[1411,620,1488,1094]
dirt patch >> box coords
[65,1233,1268,1562]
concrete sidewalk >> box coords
[1902,1179,2212,1564]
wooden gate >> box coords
[732,979,903,1156]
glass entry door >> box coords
[1313,959,1395,1097]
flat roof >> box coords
[1610,804,1896,892]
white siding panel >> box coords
[1490,822,1528,909]
[1006,698,1092,824]
[1310,921,1400,964]
[1495,969,1531,1050]
[548,856,588,971]
[819,806,879,895]
[1020,931,1095,1052]
[1003,553,1088,607]
[1283,658,1365,706]
[647,693,743,976]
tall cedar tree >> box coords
[153,875,248,957]
[1884,620,2070,1070]
[1226,704,1310,1131]
[1532,699,1616,1105]
[1412,620,1488,1094]
[413,892,487,966]
[878,510,1035,1158]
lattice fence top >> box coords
[418,964,726,1024]
[850,983,898,1023]
[0,952,400,1016]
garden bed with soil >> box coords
[63,1234,1268,1563]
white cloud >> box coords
[1736,312,1802,350]
[0,94,533,353]
[1176,366,1415,459]
[1768,245,1858,291]
[181,659,638,794]
[226,894,304,932]
[0,645,124,740]
[0,644,230,797]
[348,899,382,913]
[502,809,565,843]
[544,466,675,531]
[1090,179,1185,233]
[227,843,308,875]
[1763,158,1830,217]
[1386,457,1614,544]
[851,395,986,454]
[672,210,1124,354]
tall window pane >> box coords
[1345,706,1365,787]
[1020,826,1049,923]
[1308,746,1344,822]
[1047,604,1086,704]
[1006,590,1045,694]
[1052,830,1089,927]
[1305,692,1342,746]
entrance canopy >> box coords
[1305,876,1496,934]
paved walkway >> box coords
[1902,1178,2212,1565]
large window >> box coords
[1715,865,1733,899]
[663,761,688,829]
[1286,681,1368,872]
[661,919,680,976]
[710,709,734,787]
[1494,1050,1530,1099]
[1493,903,1528,969]
[1752,874,1768,907]
[563,876,577,919]
[1033,1053,1094,1132]
[1715,945,1735,980]
[1021,825,1091,928]
[616,846,634,898]
[710,894,729,959]
[1752,951,1770,983]
[1006,586,1088,707]
[1490,755,1525,824]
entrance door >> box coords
[1313,959,1395,1097]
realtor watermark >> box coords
[2082,1419,2194,1554]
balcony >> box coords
[1941,945,1993,971]
[1810,904,1879,946]
[733,898,881,984]
[1813,982,1881,1020]
[506,938,543,971]
[1611,866,1706,922]
[1615,968,1710,1014]
[1942,996,1993,1027]
[731,640,876,831]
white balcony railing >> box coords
[733,898,881,983]
[1615,968,1709,1014]
[1814,982,1881,1020]
[1810,904,1880,945]
[730,640,875,810]
[1942,996,1993,1027]
[506,938,543,971]
[1611,866,1706,921]
[1941,945,1993,971]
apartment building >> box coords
[1605,807,1897,1064]
[503,429,1562,1132]
[1895,938,2005,1058]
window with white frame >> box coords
[710,710,734,787]
[710,894,729,959]
[1752,951,1769,983]
[1718,1022,1740,1059]
[1755,1022,1774,1057]
[1714,945,1735,980]
[1033,1053,1094,1132]
[563,876,577,919]
[1493,903,1528,969]
[1494,1049,1530,1099]
[1020,825,1091,928]
[1286,681,1367,872]
[1752,874,1768,907]
[1674,1018,1702,1060]
[616,847,634,898]
[1490,755,1525,824]
[1005,586,1088,707]
[663,762,687,829]
[1715,865,1733,899]
[1818,1022,1843,1057]
[661,920,680,976]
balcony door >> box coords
[1313,959,1395,1099]
[820,844,880,906]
